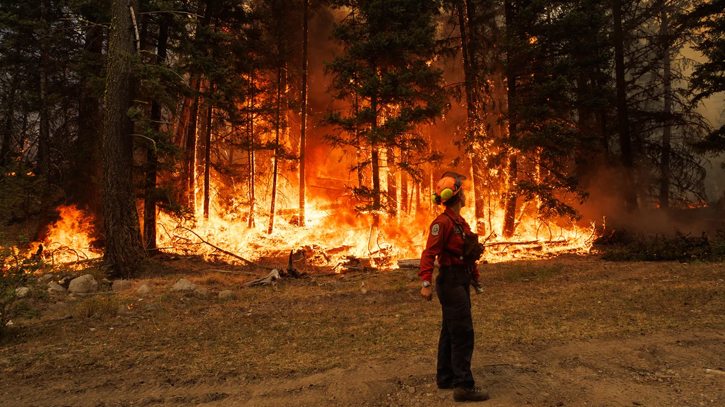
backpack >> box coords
[443,213,485,264]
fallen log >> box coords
[202,268,261,276]
[397,259,420,269]
[334,255,371,273]
[243,269,280,287]
[177,226,275,270]
[485,239,570,247]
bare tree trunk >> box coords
[103,0,146,277]
[184,86,201,214]
[371,95,380,227]
[415,180,421,214]
[386,147,397,215]
[203,96,212,220]
[299,0,309,227]
[502,0,518,238]
[268,65,283,234]
[38,0,51,180]
[248,71,256,228]
[458,0,487,233]
[174,80,194,145]
[613,0,638,212]
[0,72,18,167]
[76,24,105,218]
[659,9,671,210]
[143,16,169,252]
[401,167,408,215]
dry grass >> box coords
[1,256,724,388]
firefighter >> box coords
[419,172,489,402]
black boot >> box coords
[453,386,489,402]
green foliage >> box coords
[0,162,62,231]
[323,0,449,214]
[0,244,43,335]
[683,0,725,158]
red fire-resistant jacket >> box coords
[418,207,480,284]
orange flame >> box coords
[36,205,102,264]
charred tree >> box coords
[613,0,638,212]
[38,0,51,180]
[247,70,256,228]
[203,94,212,220]
[75,22,104,217]
[103,0,146,277]
[386,147,397,215]
[0,72,19,167]
[502,0,518,238]
[371,95,380,227]
[659,8,671,210]
[456,0,487,232]
[183,83,201,213]
[143,16,169,252]
[299,0,309,227]
[268,65,284,234]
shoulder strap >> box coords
[440,212,465,260]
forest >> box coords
[1,1,725,406]
[0,0,723,276]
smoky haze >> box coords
[293,6,725,236]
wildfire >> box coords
[34,205,102,264]
[155,178,596,270]
[31,185,596,270]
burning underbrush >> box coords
[26,199,598,272]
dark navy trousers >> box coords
[435,265,475,388]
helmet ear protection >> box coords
[431,173,464,205]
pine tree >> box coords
[324,0,449,222]
[684,0,725,157]
[102,0,146,277]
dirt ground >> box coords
[1,256,724,407]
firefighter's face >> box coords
[459,190,466,207]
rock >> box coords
[15,287,30,298]
[194,287,209,298]
[144,303,160,312]
[171,278,197,293]
[59,276,73,288]
[117,304,131,315]
[48,282,67,294]
[112,280,132,292]
[137,284,151,296]
[407,386,416,394]
[218,290,237,301]
[41,274,53,281]
[68,274,99,294]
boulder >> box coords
[68,274,99,294]
[218,290,237,301]
[137,284,152,296]
[15,287,30,298]
[112,280,132,292]
[171,278,197,293]
[48,282,67,294]
[194,287,209,298]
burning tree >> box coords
[323,0,449,223]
